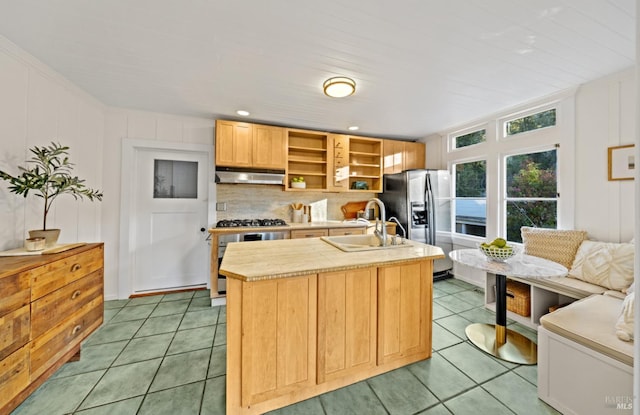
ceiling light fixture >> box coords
[348,126,359,131]
[236,110,250,116]
[323,77,356,98]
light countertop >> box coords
[219,238,444,282]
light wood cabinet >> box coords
[377,261,432,365]
[215,120,252,167]
[404,141,426,170]
[238,275,317,406]
[0,244,104,414]
[317,269,377,383]
[286,129,329,191]
[252,124,286,170]
[215,120,286,170]
[347,136,383,192]
[328,228,366,236]
[290,229,328,239]
[226,259,435,414]
[383,140,426,173]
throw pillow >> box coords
[521,227,588,269]
[616,291,634,342]
[568,241,635,291]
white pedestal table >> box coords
[449,248,567,365]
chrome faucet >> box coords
[365,198,387,246]
[387,216,406,240]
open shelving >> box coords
[348,137,383,192]
[287,130,328,190]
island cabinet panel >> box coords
[377,261,432,365]
[240,275,317,406]
[317,268,377,383]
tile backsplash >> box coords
[215,184,376,223]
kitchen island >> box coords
[220,237,444,415]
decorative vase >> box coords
[28,229,61,248]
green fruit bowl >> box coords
[478,243,517,262]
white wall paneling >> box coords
[0,35,105,253]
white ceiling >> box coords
[0,0,635,139]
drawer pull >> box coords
[70,263,82,272]
[71,290,82,299]
[71,325,82,335]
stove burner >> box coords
[216,218,288,228]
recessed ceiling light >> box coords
[236,110,250,116]
[323,77,356,98]
[348,126,359,131]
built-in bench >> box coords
[538,294,633,415]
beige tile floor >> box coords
[11,279,560,415]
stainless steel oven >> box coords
[217,231,289,293]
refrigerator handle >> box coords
[425,173,436,245]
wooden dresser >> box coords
[0,243,104,414]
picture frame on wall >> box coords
[608,144,636,181]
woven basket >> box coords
[506,280,531,317]
[478,244,517,262]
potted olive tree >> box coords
[0,142,103,247]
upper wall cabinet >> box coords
[252,124,287,170]
[383,140,425,173]
[215,120,286,170]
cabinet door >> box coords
[240,275,317,406]
[215,120,252,167]
[253,125,286,170]
[317,268,376,383]
[383,139,404,174]
[404,142,426,170]
[378,261,432,365]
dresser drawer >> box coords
[0,345,29,410]
[0,305,30,361]
[31,270,103,339]
[290,229,329,238]
[30,245,104,301]
[0,272,30,318]
[30,296,103,380]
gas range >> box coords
[215,218,288,228]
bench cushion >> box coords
[540,295,634,366]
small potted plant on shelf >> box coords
[0,142,103,247]
[291,176,306,189]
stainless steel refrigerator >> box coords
[379,169,453,279]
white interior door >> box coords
[132,148,209,293]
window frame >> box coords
[452,157,488,238]
[443,91,575,247]
[448,124,488,152]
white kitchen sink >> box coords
[320,234,411,252]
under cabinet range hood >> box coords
[215,167,285,185]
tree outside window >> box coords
[505,149,557,242]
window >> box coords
[153,160,198,199]
[505,108,556,136]
[505,148,557,242]
[453,129,486,149]
[454,160,486,237]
